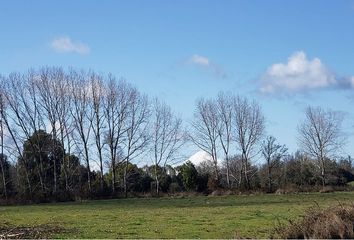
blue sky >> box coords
[1,0,354,159]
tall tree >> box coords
[89,73,106,191]
[104,78,130,194]
[298,106,345,187]
[261,136,287,193]
[216,92,233,188]
[233,96,265,189]
[2,72,48,195]
[69,70,94,193]
[190,98,220,181]
[53,70,74,193]
[36,67,67,195]
[0,82,7,199]
[151,99,184,196]
[122,88,150,197]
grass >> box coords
[1,192,354,238]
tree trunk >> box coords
[156,177,159,197]
[321,166,325,187]
[267,166,272,193]
[111,158,116,194]
[84,146,91,193]
[52,126,57,196]
[38,153,45,193]
[53,157,57,195]
[320,155,326,187]
[242,152,250,190]
[0,158,7,200]
[25,163,32,196]
[225,156,230,189]
[0,113,7,200]
[98,149,104,192]
[244,163,250,190]
[124,158,129,198]
[155,165,159,197]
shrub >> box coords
[168,182,181,194]
[319,186,335,193]
[276,204,354,239]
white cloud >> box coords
[189,54,210,66]
[51,37,90,55]
[349,77,354,88]
[187,54,227,79]
[260,51,337,94]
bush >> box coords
[319,186,335,193]
[168,182,181,194]
[276,204,354,239]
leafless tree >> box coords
[0,77,7,199]
[2,72,48,194]
[69,70,94,193]
[122,88,150,197]
[216,92,233,188]
[190,98,220,181]
[89,73,106,191]
[151,98,185,196]
[48,69,74,192]
[232,96,265,189]
[298,106,346,187]
[228,155,243,187]
[104,77,130,193]
[36,67,67,194]
[261,136,287,193]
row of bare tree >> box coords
[190,93,346,190]
[0,67,184,199]
[0,67,349,200]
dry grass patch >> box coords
[0,221,66,239]
[276,203,354,239]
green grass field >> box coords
[1,192,354,238]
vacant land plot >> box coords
[0,192,353,238]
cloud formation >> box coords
[260,51,337,94]
[187,54,227,79]
[189,54,210,66]
[51,37,89,55]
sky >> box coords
[0,0,354,163]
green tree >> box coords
[178,161,198,191]
[18,130,64,199]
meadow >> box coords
[1,192,354,239]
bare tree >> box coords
[104,78,130,193]
[228,155,243,187]
[261,136,287,193]
[3,72,48,194]
[122,88,150,198]
[232,96,265,189]
[36,67,66,195]
[0,77,7,199]
[216,92,233,188]
[69,70,94,193]
[151,98,184,196]
[190,98,220,181]
[89,73,106,191]
[37,68,76,193]
[298,106,345,187]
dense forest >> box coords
[0,67,353,203]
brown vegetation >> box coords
[276,204,354,239]
[0,221,65,239]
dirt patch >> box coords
[0,222,67,239]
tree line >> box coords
[0,67,352,203]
